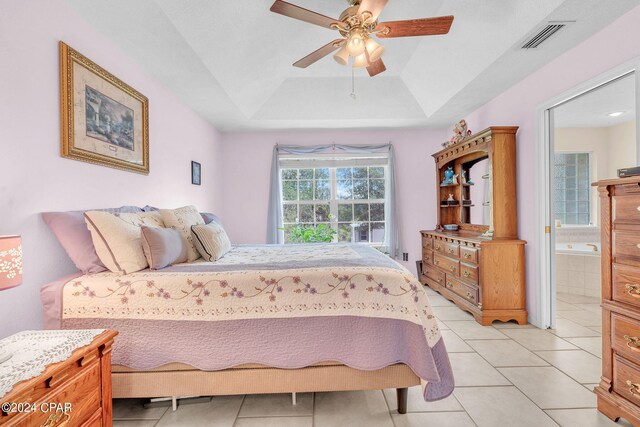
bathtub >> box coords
[555,242,600,255]
[555,243,601,297]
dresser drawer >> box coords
[613,354,640,406]
[460,263,479,284]
[443,242,460,258]
[433,239,445,254]
[614,196,640,223]
[434,254,459,276]
[8,359,102,427]
[422,236,433,251]
[613,264,640,308]
[423,250,433,266]
[613,313,640,362]
[444,276,479,305]
[460,246,478,264]
[424,264,445,286]
[614,231,640,266]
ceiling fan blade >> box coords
[367,59,386,77]
[358,0,389,22]
[293,40,344,68]
[376,16,454,38]
[270,0,339,29]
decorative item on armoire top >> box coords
[447,119,473,147]
[191,161,201,186]
[60,41,149,174]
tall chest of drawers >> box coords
[420,230,527,325]
[595,177,640,424]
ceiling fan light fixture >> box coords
[346,33,366,56]
[333,44,350,66]
[365,37,384,62]
[353,52,370,68]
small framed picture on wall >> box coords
[191,161,201,185]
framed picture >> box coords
[59,41,149,174]
[191,161,201,185]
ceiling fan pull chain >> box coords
[350,68,357,100]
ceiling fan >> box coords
[270,0,454,77]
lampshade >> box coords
[333,44,350,66]
[365,38,385,63]
[346,34,366,56]
[353,53,370,69]
[0,235,22,290]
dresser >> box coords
[419,127,527,325]
[421,230,527,325]
[595,177,640,425]
[0,329,117,427]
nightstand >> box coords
[0,329,117,426]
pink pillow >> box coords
[42,206,142,274]
[140,226,188,270]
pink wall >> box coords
[220,129,447,271]
[465,4,640,325]
[0,1,223,337]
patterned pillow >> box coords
[140,226,188,270]
[191,222,232,262]
[159,206,204,262]
[84,211,164,274]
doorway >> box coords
[539,66,640,329]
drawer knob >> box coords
[627,380,640,397]
[626,284,640,298]
[463,271,471,278]
[446,281,453,289]
[437,277,443,284]
[449,265,456,272]
[435,245,441,250]
[624,335,640,351]
[435,260,440,266]
[463,253,471,259]
[466,291,473,300]
[448,248,454,253]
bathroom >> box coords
[553,74,637,317]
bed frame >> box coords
[111,362,419,414]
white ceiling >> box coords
[554,73,637,128]
[65,0,640,132]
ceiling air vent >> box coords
[521,21,573,49]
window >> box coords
[554,152,591,225]
[281,166,386,244]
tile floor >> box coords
[112,290,633,427]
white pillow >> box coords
[159,205,204,262]
[191,222,232,261]
[84,211,164,274]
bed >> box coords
[41,243,454,412]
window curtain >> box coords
[266,143,400,259]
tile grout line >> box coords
[231,394,247,427]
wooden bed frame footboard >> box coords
[112,363,418,414]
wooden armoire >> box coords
[595,177,640,425]
[419,127,527,326]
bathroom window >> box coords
[554,152,591,225]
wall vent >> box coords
[521,21,574,49]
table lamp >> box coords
[0,235,22,364]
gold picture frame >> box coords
[59,41,149,174]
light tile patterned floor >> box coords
[112,289,633,427]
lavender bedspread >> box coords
[42,244,454,401]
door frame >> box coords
[535,58,640,329]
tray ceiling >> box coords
[65,0,639,131]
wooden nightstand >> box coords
[0,329,117,426]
